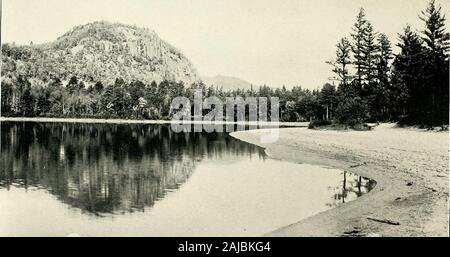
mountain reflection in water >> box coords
[0,122,375,236]
[0,122,265,215]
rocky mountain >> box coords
[1,21,200,86]
[201,75,254,91]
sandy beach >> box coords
[230,124,449,237]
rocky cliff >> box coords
[1,21,200,86]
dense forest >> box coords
[1,0,448,126]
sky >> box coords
[2,0,449,89]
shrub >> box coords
[308,119,332,129]
[334,97,369,125]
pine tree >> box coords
[19,85,35,117]
[420,0,450,58]
[375,33,393,120]
[318,83,337,120]
[391,26,427,123]
[361,22,379,89]
[419,0,449,124]
[94,81,104,92]
[1,81,13,115]
[351,8,368,91]
[327,37,352,87]
[66,76,79,93]
[377,33,393,84]
[350,9,383,121]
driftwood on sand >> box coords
[367,217,400,225]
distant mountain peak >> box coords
[201,75,254,91]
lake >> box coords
[0,122,375,236]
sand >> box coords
[230,123,449,237]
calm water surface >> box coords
[0,122,375,236]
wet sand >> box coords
[230,124,449,237]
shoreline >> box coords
[0,117,308,127]
[2,117,447,236]
[230,124,449,236]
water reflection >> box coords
[328,171,376,207]
[0,122,265,215]
[0,122,376,236]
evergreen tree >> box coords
[1,81,13,115]
[361,22,379,89]
[374,33,393,120]
[36,87,51,115]
[66,76,79,93]
[327,37,352,87]
[419,0,449,124]
[318,83,337,120]
[94,81,104,92]
[19,85,35,117]
[377,33,393,85]
[391,26,427,122]
[351,8,369,91]
[101,84,114,114]
[420,0,450,57]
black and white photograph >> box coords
[0,0,449,241]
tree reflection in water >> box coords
[327,171,376,207]
[0,122,265,216]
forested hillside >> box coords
[1,21,199,87]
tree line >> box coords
[325,0,449,126]
[1,0,448,126]
[0,74,327,121]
